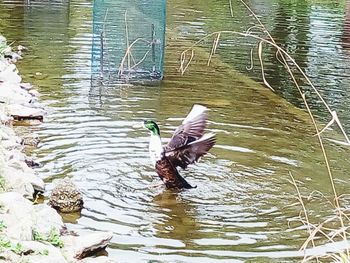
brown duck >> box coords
[144,104,216,189]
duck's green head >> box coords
[144,120,160,136]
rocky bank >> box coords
[0,35,115,262]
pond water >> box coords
[1,0,350,262]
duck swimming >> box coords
[144,104,216,189]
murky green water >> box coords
[1,0,350,262]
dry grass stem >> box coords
[258,41,274,91]
[124,10,131,70]
[228,0,233,17]
[118,38,150,76]
[208,32,221,66]
[179,49,194,75]
[246,47,254,70]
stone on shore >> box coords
[0,63,21,83]
[0,34,114,263]
[0,81,33,105]
[6,104,45,121]
[78,256,116,263]
[61,232,113,261]
[49,179,84,213]
[19,241,68,263]
[0,192,64,240]
[4,162,45,193]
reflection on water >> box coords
[342,0,350,51]
[1,0,350,262]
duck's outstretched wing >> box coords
[166,133,216,169]
[165,104,208,151]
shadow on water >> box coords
[1,0,350,262]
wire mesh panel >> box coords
[92,0,166,83]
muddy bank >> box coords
[0,35,115,263]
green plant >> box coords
[0,237,25,255]
[0,236,11,251]
[11,242,24,255]
[33,227,64,248]
[0,221,6,232]
[39,249,49,256]
[47,228,64,248]
[0,176,6,192]
[0,41,11,57]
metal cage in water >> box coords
[92,0,166,83]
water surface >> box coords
[1,0,350,262]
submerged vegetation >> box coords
[179,0,350,261]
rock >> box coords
[0,110,13,125]
[0,81,33,105]
[4,165,45,193]
[0,64,21,83]
[78,256,116,263]
[33,204,65,236]
[0,250,21,263]
[20,82,33,91]
[1,135,23,150]
[49,179,83,213]
[0,192,65,241]
[6,104,45,121]
[20,241,68,263]
[2,168,35,199]
[17,45,27,52]
[0,192,35,240]
[61,232,113,260]
[22,135,40,147]
[28,89,40,97]
[5,149,26,163]
[25,157,41,168]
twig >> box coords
[257,41,274,91]
[208,32,221,66]
[228,0,233,17]
[124,10,131,71]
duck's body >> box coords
[144,104,216,189]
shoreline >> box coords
[0,35,115,263]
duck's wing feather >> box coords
[166,133,216,169]
[165,104,208,151]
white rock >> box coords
[28,89,40,97]
[78,256,116,263]
[2,168,35,199]
[0,192,64,241]
[33,204,64,235]
[3,165,45,194]
[1,136,23,150]
[0,250,21,262]
[20,82,33,90]
[0,110,12,125]
[20,241,68,263]
[61,232,113,261]
[5,150,26,164]
[6,104,45,121]
[0,82,33,104]
[0,192,35,240]
[0,64,21,83]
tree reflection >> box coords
[267,1,311,107]
[342,0,350,52]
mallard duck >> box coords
[144,104,216,189]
